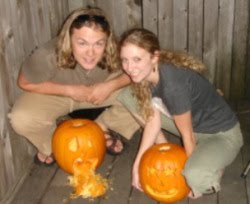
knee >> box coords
[8,108,40,135]
[117,87,139,113]
[183,167,205,189]
[183,167,220,195]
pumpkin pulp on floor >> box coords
[68,158,108,199]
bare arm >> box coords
[173,111,196,156]
[17,72,92,102]
[106,73,131,91]
[135,109,162,161]
[132,108,162,190]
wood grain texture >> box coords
[188,0,203,60]
[203,0,219,83]
[10,111,250,204]
[231,0,249,100]
[0,0,68,203]
[216,0,235,98]
[1,0,250,203]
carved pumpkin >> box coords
[52,119,108,199]
[52,119,106,174]
[139,143,190,203]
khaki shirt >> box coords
[21,38,112,85]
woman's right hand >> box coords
[131,108,162,192]
[132,161,143,191]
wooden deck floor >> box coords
[10,100,250,204]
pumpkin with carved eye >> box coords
[52,119,106,174]
[52,119,108,199]
[139,143,190,203]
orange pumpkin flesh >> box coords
[139,143,190,203]
[52,119,108,198]
[68,158,108,199]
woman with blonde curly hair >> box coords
[8,7,139,166]
[118,28,243,199]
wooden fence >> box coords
[0,0,249,203]
[0,0,69,203]
[68,0,250,100]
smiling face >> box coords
[71,26,107,70]
[120,43,159,84]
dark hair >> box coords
[70,14,110,35]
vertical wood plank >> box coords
[112,0,130,38]
[29,0,51,45]
[216,0,235,98]
[142,0,158,35]
[8,0,25,74]
[47,0,69,37]
[0,1,16,77]
[0,0,70,203]
[246,21,250,99]
[0,48,10,201]
[0,0,19,97]
[47,0,61,37]
[203,0,219,83]
[158,0,174,50]
[67,0,142,38]
[188,0,203,60]
[62,0,70,19]
[237,105,250,202]
[112,0,142,38]
[96,0,115,30]
[68,0,86,12]
[230,0,249,100]
[0,0,18,200]
[19,0,37,56]
[173,0,188,52]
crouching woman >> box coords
[117,28,243,199]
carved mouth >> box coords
[145,184,178,199]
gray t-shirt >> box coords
[152,63,237,133]
[21,38,110,85]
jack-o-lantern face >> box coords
[52,119,106,174]
[139,143,190,203]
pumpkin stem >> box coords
[159,145,171,152]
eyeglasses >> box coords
[73,14,109,31]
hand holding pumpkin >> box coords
[138,143,190,203]
[132,160,143,191]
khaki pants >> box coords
[118,87,243,197]
[8,88,139,156]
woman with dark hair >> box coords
[118,28,243,199]
[8,7,139,166]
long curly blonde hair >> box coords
[119,28,206,120]
[56,7,119,72]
